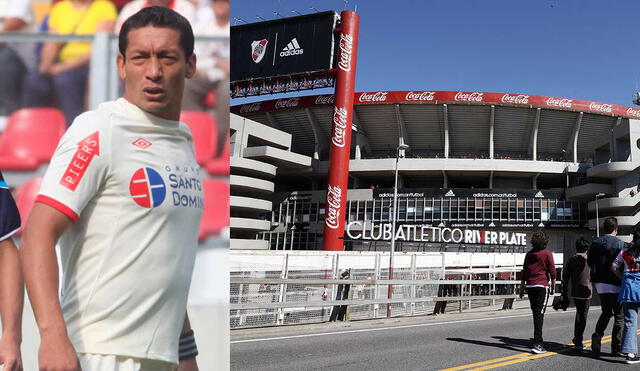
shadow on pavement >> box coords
[446,336,625,364]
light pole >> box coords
[595,192,605,237]
[387,143,409,318]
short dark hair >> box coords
[603,217,618,234]
[119,6,194,59]
[575,237,590,253]
[530,230,549,250]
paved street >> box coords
[231,302,633,370]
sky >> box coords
[231,0,640,107]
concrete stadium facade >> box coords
[230,91,640,253]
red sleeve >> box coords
[522,253,531,282]
[35,195,79,223]
[547,250,556,279]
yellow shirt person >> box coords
[48,0,117,62]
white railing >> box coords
[230,250,562,329]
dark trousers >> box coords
[527,287,548,345]
[573,298,590,344]
[0,47,26,116]
[22,66,88,125]
[594,292,623,352]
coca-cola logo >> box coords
[325,184,342,229]
[454,92,483,102]
[239,102,261,113]
[338,33,353,72]
[589,102,613,113]
[359,91,388,103]
[274,97,299,109]
[332,106,348,148]
[546,97,573,108]
[501,94,529,105]
[627,107,640,117]
[405,91,436,101]
[315,95,335,105]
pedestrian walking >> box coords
[612,224,640,364]
[561,237,592,350]
[519,230,556,354]
[588,217,626,356]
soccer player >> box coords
[20,7,202,371]
[0,171,23,371]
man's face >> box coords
[118,26,196,120]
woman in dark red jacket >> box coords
[519,230,557,354]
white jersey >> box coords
[36,98,203,364]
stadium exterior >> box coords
[229,90,640,254]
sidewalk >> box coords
[232,298,536,341]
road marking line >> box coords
[444,332,627,371]
[231,310,576,344]
[439,353,530,371]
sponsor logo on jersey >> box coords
[132,138,152,149]
[129,167,167,208]
[280,38,303,57]
[251,39,268,63]
[60,131,100,191]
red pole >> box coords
[322,10,360,252]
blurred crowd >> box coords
[0,0,229,139]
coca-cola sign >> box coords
[331,106,348,148]
[405,91,436,101]
[315,95,335,105]
[627,107,640,117]
[274,97,300,109]
[501,94,529,105]
[359,91,388,103]
[338,33,353,72]
[546,97,573,108]
[589,102,613,113]
[325,184,342,229]
[239,102,261,113]
[454,92,484,102]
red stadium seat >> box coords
[0,108,66,171]
[180,111,217,166]
[14,177,42,235]
[199,178,229,241]
[206,136,229,176]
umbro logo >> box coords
[280,38,304,57]
[534,191,544,198]
[133,138,152,149]
[444,190,456,197]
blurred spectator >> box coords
[0,0,36,117]
[182,0,228,153]
[115,0,195,33]
[22,0,117,125]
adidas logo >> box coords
[488,222,495,227]
[444,190,456,197]
[534,191,544,198]
[280,38,304,57]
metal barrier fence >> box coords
[230,251,562,329]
